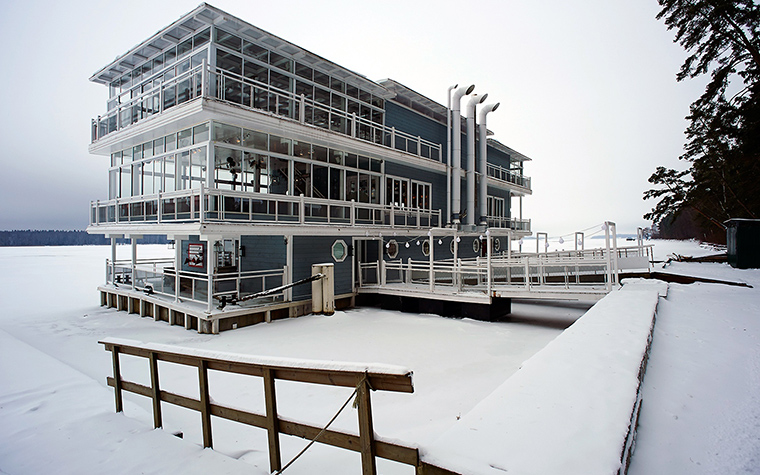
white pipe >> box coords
[466,93,487,226]
[478,102,499,225]
[446,84,457,227]
[451,84,475,225]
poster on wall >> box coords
[187,243,205,269]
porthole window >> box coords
[386,239,399,259]
[493,238,501,252]
[472,239,480,253]
[422,240,431,257]
[331,239,347,262]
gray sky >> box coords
[0,0,704,236]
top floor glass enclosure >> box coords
[91,25,442,163]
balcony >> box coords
[90,186,442,230]
[486,163,531,192]
[486,216,531,232]
[91,63,443,163]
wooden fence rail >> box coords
[100,338,429,475]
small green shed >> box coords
[726,219,760,269]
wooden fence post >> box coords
[197,359,213,448]
[263,368,282,472]
[149,352,162,428]
[111,346,123,413]
[356,376,377,475]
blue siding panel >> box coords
[292,236,352,300]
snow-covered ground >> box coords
[0,240,758,474]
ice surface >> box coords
[1,240,758,474]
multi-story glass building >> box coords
[87,3,533,332]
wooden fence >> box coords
[100,338,453,475]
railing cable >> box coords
[275,373,370,474]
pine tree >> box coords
[644,0,760,235]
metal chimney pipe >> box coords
[478,102,500,225]
[451,84,475,225]
[466,93,488,226]
[446,84,458,227]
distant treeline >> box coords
[0,230,169,247]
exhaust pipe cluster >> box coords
[448,85,500,228]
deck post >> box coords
[198,359,213,448]
[610,222,619,286]
[312,264,324,314]
[299,194,305,224]
[604,223,613,291]
[110,238,117,285]
[356,376,377,475]
[149,351,162,428]
[487,233,492,295]
[111,346,124,413]
[263,368,282,472]
[131,237,137,290]
[428,234,434,292]
[207,240,214,313]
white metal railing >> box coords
[487,163,531,190]
[90,186,442,229]
[93,62,205,141]
[359,223,652,298]
[107,258,285,306]
[91,62,443,163]
[486,216,531,232]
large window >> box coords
[488,196,505,218]
[108,123,210,199]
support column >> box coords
[131,237,137,290]
[428,233,434,292]
[110,237,117,285]
[207,239,214,313]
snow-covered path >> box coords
[628,274,760,474]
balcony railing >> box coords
[91,62,443,163]
[487,163,531,190]
[107,258,286,306]
[90,186,442,230]
[486,215,531,232]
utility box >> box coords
[726,219,760,269]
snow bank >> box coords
[0,329,265,475]
[420,282,662,475]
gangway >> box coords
[357,222,653,318]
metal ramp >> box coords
[358,222,653,308]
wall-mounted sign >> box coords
[187,243,205,268]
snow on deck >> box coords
[420,281,662,475]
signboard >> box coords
[187,243,205,269]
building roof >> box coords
[487,138,532,162]
[89,3,392,98]
[378,79,449,124]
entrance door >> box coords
[354,238,380,286]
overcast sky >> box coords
[0,0,704,236]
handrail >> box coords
[90,187,441,229]
[100,338,418,474]
[486,163,531,189]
